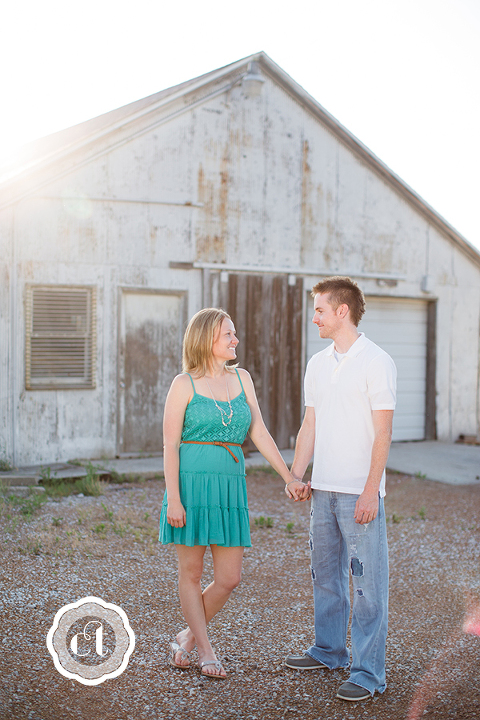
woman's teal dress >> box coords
[158,370,252,547]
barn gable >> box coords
[1,52,479,465]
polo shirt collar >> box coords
[327,332,367,358]
[346,332,368,358]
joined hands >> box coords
[285,477,311,502]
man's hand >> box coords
[354,491,379,524]
[298,480,312,501]
[285,479,311,502]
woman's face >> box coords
[211,318,239,363]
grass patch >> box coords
[253,515,274,528]
[388,512,403,524]
[40,462,106,498]
[101,502,113,521]
[3,490,49,520]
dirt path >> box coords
[1,470,479,719]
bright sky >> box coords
[1,0,479,250]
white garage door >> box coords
[305,296,428,441]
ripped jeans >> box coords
[307,490,389,694]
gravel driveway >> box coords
[1,469,479,720]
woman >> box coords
[158,308,308,679]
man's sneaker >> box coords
[284,653,328,670]
[336,682,372,701]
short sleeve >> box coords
[367,353,397,410]
[304,357,316,407]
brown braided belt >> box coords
[181,441,243,463]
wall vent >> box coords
[25,285,96,390]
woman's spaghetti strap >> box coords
[235,368,245,394]
[186,373,197,394]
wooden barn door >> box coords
[118,290,186,454]
[222,274,303,450]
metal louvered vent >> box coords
[26,286,96,389]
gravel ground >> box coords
[0,469,479,720]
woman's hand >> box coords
[285,477,311,502]
[167,499,186,528]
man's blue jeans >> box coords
[307,490,389,694]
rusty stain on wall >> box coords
[195,158,228,263]
[300,139,316,266]
[363,235,396,273]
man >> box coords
[285,276,396,702]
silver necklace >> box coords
[205,372,234,426]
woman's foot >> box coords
[199,659,227,679]
[171,628,195,668]
[169,641,191,669]
[197,648,227,679]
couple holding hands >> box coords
[158,276,396,703]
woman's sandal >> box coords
[169,641,191,669]
[199,660,227,680]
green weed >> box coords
[112,521,128,538]
[254,515,273,528]
[27,539,42,555]
[40,466,56,482]
[0,441,13,472]
[101,502,113,521]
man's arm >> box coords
[353,409,394,525]
[290,406,316,487]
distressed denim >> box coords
[307,490,389,694]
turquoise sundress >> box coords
[158,369,252,547]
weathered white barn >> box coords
[1,52,480,466]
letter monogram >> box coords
[46,596,135,685]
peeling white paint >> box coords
[1,61,479,465]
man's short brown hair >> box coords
[311,276,366,327]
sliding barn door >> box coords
[224,274,303,449]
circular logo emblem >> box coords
[46,596,135,685]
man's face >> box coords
[312,293,342,339]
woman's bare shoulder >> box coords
[168,373,194,396]
[236,368,255,391]
[171,372,191,385]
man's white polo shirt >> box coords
[304,333,397,497]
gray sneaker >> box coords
[336,682,372,701]
[284,653,328,670]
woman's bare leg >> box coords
[175,545,244,675]
[173,545,208,666]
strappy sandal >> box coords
[199,660,227,680]
[169,640,191,669]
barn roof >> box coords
[1,51,479,267]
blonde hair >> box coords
[182,308,237,376]
[311,276,366,327]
